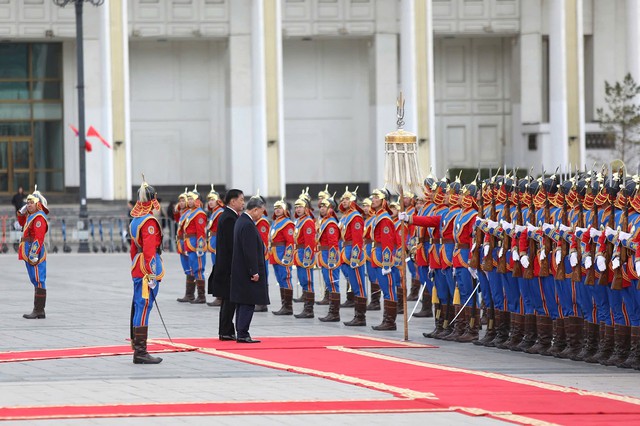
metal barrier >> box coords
[3,215,177,254]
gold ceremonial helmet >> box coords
[371,188,387,200]
[389,197,401,210]
[341,185,358,201]
[207,184,219,201]
[295,187,310,208]
[26,184,49,214]
[187,184,199,200]
[274,197,287,210]
[178,187,188,200]
[361,197,372,207]
[403,190,415,199]
[318,184,330,200]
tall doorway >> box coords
[0,136,32,193]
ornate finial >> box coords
[141,173,147,187]
[396,92,405,130]
[211,184,214,191]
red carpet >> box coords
[1,335,639,424]
[0,343,191,363]
[0,398,445,421]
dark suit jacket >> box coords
[230,212,269,306]
[211,206,238,299]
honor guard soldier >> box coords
[251,192,270,313]
[270,198,296,315]
[129,178,164,364]
[389,198,405,314]
[183,186,208,304]
[205,186,224,306]
[362,198,380,311]
[370,188,400,331]
[315,185,332,306]
[317,196,342,322]
[339,187,367,326]
[175,189,195,302]
[403,191,421,302]
[293,189,317,318]
[411,177,436,318]
[17,185,49,319]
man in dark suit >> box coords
[212,189,244,341]
[231,195,270,343]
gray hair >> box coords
[246,196,266,211]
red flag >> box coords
[87,126,112,149]
[70,124,92,152]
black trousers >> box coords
[219,298,236,336]
[235,303,255,339]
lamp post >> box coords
[52,0,104,253]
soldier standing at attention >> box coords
[17,186,49,320]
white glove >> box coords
[555,250,562,266]
[13,221,22,231]
[527,223,538,233]
[28,252,39,264]
[381,267,392,276]
[515,224,527,234]
[145,274,157,289]
[483,244,490,257]
[635,260,640,277]
[575,227,588,235]
[487,220,499,230]
[498,247,504,258]
[539,248,546,261]
[398,212,410,223]
[19,205,27,215]
[468,267,478,279]
[520,255,530,268]
[590,228,602,239]
[559,224,572,233]
[542,223,554,232]
[500,220,513,231]
[619,231,632,244]
[512,248,520,261]
[605,226,617,238]
[596,255,606,272]
[612,257,620,270]
[570,252,578,267]
[584,255,592,269]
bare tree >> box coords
[596,73,640,164]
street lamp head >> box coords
[53,0,105,6]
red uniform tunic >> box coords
[295,215,317,267]
[256,216,270,260]
[130,216,163,278]
[17,211,48,264]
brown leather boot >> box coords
[457,306,480,342]
[23,287,46,319]
[557,316,584,359]
[413,287,433,317]
[443,305,466,341]
[319,292,341,322]
[371,299,397,331]
[133,326,162,364]
[293,288,305,303]
[434,304,454,339]
[177,275,195,302]
[601,324,631,366]
[397,287,405,315]
[573,321,599,361]
[514,314,537,352]
[407,279,420,301]
[315,291,330,306]
[585,324,614,363]
[474,307,495,346]
[486,310,510,348]
[341,291,355,308]
[294,291,315,318]
[619,326,640,369]
[190,279,207,304]
[499,313,524,350]
[344,296,367,326]
[525,315,553,355]
[272,288,293,316]
[423,303,443,338]
[367,282,381,311]
[548,318,567,357]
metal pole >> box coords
[75,0,89,253]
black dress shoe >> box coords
[219,335,236,341]
[236,337,261,343]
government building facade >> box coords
[0,0,637,199]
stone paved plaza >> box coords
[0,252,639,425]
